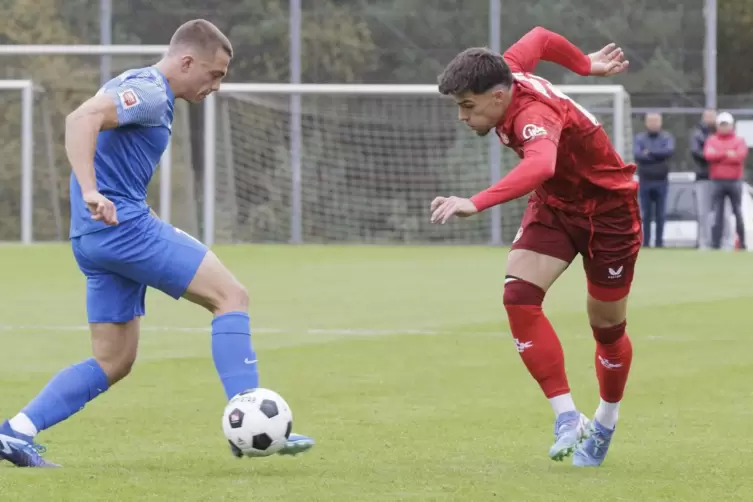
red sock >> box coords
[503,279,569,398]
[592,322,632,402]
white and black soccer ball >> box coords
[222,388,293,457]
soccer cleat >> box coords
[277,433,315,456]
[0,420,59,468]
[573,418,615,467]
[548,410,589,461]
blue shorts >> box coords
[71,213,209,323]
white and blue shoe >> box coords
[573,418,614,467]
[278,433,315,456]
[0,420,59,468]
[548,410,589,461]
[228,432,315,458]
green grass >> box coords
[1,244,753,501]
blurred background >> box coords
[0,0,749,248]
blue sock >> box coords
[212,312,259,400]
[21,358,109,432]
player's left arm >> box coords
[503,27,627,78]
[430,103,562,223]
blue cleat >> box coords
[0,421,59,468]
[277,433,315,456]
[573,418,614,467]
[549,410,589,461]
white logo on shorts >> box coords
[175,227,203,245]
[512,227,524,244]
[608,266,624,279]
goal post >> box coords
[204,83,633,246]
[0,79,44,243]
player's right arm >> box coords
[65,94,121,225]
[469,103,563,212]
[503,27,627,77]
[430,103,562,224]
[65,79,166,225]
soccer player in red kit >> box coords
[431,27,638,467]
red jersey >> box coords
[470,28,637,216]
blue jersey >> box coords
[69,66,175,238]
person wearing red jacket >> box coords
[704,111,749,249]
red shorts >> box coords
[511,194,642,295]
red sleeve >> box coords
[470,103,562,211]
[738,138,749,159]
[704,136,724,162]
[503,27,591,76]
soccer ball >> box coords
[222,388,293,457]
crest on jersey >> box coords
[521,124,547,141]
[118,89,140,109]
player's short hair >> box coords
[437,48,512,96]
[169,19,233,59]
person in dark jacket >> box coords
[690,109,717,180]
[634,112,675,247]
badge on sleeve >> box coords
[118,89,140,109]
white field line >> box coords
[0,324,690,342]
[0,324,472,336]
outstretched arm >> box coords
[430,103,562,223]
[504,27,628,77]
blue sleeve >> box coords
[652,133,675,160]
[104,79,167,127]
[633,134,652,162]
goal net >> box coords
[207,83,632,245]
[0,80,64,242]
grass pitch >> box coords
[0,244,752,501]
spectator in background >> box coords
[690,109,717,180]
[634,112,675,248]
[704,111,749,250]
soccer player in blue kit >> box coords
[0,19,314,467]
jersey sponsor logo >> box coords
[521,124,547,141]
[118,89,140,109]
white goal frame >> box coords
[205,83,628,246]
[1,79,37,244]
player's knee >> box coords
[202,279,249,316]
[90,322,139,385]
[591,321,627,345]
[94,347,137,385]
[503,277,545,309]
[216,281,249,314]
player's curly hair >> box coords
[437,48,512,96]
